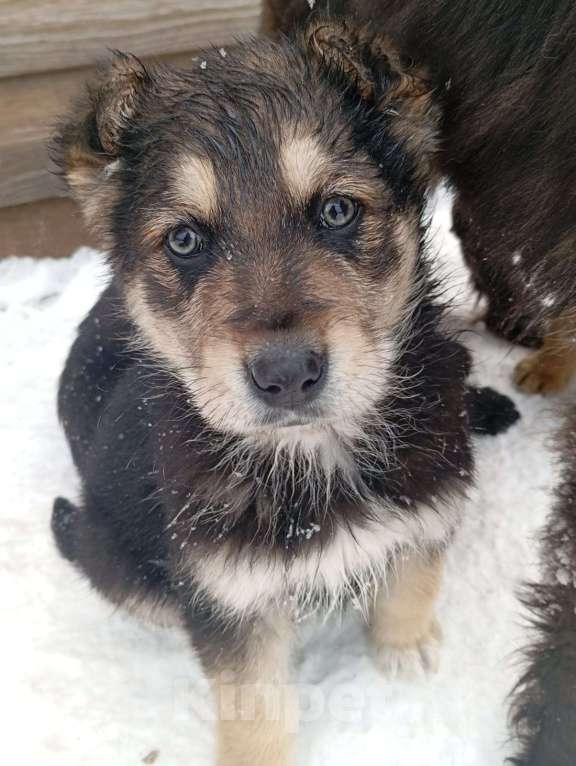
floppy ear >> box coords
[305,19,440,183]
[51,53,152,239]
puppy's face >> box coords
[55,22,439,442]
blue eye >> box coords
[166,225,204,258]
[320,196,359,229]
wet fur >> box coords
[52,22,518,765]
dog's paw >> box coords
[465,385,520,436]
[514,352,572,395]
[371,620,442,680]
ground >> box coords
[1,194,571,765]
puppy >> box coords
[51,21,517,765]
[263,0,576,396]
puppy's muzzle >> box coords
[248,346,327,409]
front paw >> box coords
[371,620,442,680]
[514,352,573,395]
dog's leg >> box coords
[368,550,444,679]
[190,609,296,766]
[515,312,576,394]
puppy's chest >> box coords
[183,498,456,618]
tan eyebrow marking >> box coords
[280,134,331,202]
[172,155,218,219]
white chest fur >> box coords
[186,498,460,619]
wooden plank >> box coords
[0,1,260,79]
[0,197,96,259]
[0,141,62,207]
[0,66,87,206]
[0,51,208,207]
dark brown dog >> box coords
[510,407,576,766]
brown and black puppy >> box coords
[50,20,517,766]
[264,0,576,397]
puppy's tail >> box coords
[465,385,520,436]
[51,497,80,562]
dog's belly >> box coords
[187,499,460,619]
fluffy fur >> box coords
[509,408,576,766]
[51,20,518,765]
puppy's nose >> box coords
[249,347,326,408]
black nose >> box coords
[249,347,326,408]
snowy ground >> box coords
[2,194,572,766]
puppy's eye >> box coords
[166,225,204,258]
[320,196,359,229]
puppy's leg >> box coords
[189,609,296,766]
[368,550,444,679]
[515,313,576,394]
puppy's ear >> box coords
[51,53,152,239]
[305,19,440,182]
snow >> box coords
[1,194,572,765]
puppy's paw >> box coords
[371,620,442,680]
[465,385,520,436]
[514,352,572,395]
